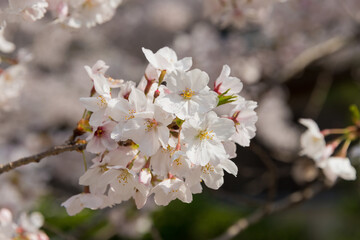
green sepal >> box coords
[349,104,360,124]
[175,117,185,127]
[217,90,237,106]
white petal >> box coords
[80,97,101,112]
[188,69,209,92]
[176,57,192,71]
[220,159,238,176]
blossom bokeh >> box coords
[1,0,360,239]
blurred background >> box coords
[1,0,360,239]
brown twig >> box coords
[279,35,354,82]
[0,143,86,174]
[211,189,267,207]
[212,181,325,240]
[303,72,334,118]
[250,142,278,201]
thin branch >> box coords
[303,72,333,118]
[250,143,278,201]
[212,181,325,240]
[279,35,354,82]
[211,189,267,207]
[0,143,86,174]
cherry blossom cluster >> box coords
[0,208,49,240]
[0,22,29,111]
[62,46,258,215]
[203,0,287,28]
[299,119,358,183]
[1,0,123,28]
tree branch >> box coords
[212,181,325,240]
[279,34,355,82]
[0,143,86,174]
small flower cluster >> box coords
[299,119,358,183]
[2,0,123,28]
[203,0,287,28]
[0,22,28,111]
[62,46,258,215]
[0,208,49,240]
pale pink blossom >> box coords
[214,64,243,95]
[86,121,117,153]
[322,157,356,183]
[157,69,218,120]
[182,111,235,166]
[8,0,48,21]
[0,22,15,53]
[142,47,192,73]
[61,193,105,216]
[299,118,326,161]
[152,178,193,206]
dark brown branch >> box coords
[0,143,86,174]
[250,143,278,201]
[212,181,325,240]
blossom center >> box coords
[202,163,215,174]
[94,127,104,137]
[3,73,12,82]
[83,0,94,8]
[100,164,108,173]
[117,170,129,186]
[174,158,182,166]
[171,188,179,193]
[180,88,194,99]
[198,130,214,141]
[144,119,158,132]
[125,109,136,120]
[97,95,107,108]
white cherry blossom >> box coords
[157,69,218,120]
[8,0,48,22]
[85,60,123,88]
[61,193,106,216]
[0,22,15,53]
[170,150,192,179]
[151,145,174,176]
[0,208,49,239]
[47,0,69,21]
[299,118,326,161]
[108,87,149,128]
[230,100,258,147]
[0,64,26,111]
[80,64,112,126]
[0,208,15,239]
[152,178,193,206]
[120,103,173,156]
[182,111,235,166]
[86,121,117,154]
[103,166,139,202]
[142,46,192,73]
[322,157,356,183]
[214,64,243,95]
[57,0,123,28]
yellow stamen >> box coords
[83,0,94,8]
[198,130,214,141]
[97,95,107,108]
[100,164,108,173]
[181,88,194,99]
[202,163,215,174]
[144,119,158,132]
[117,170,129,186]
[174,158,182,166]
[125,109,136,120]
